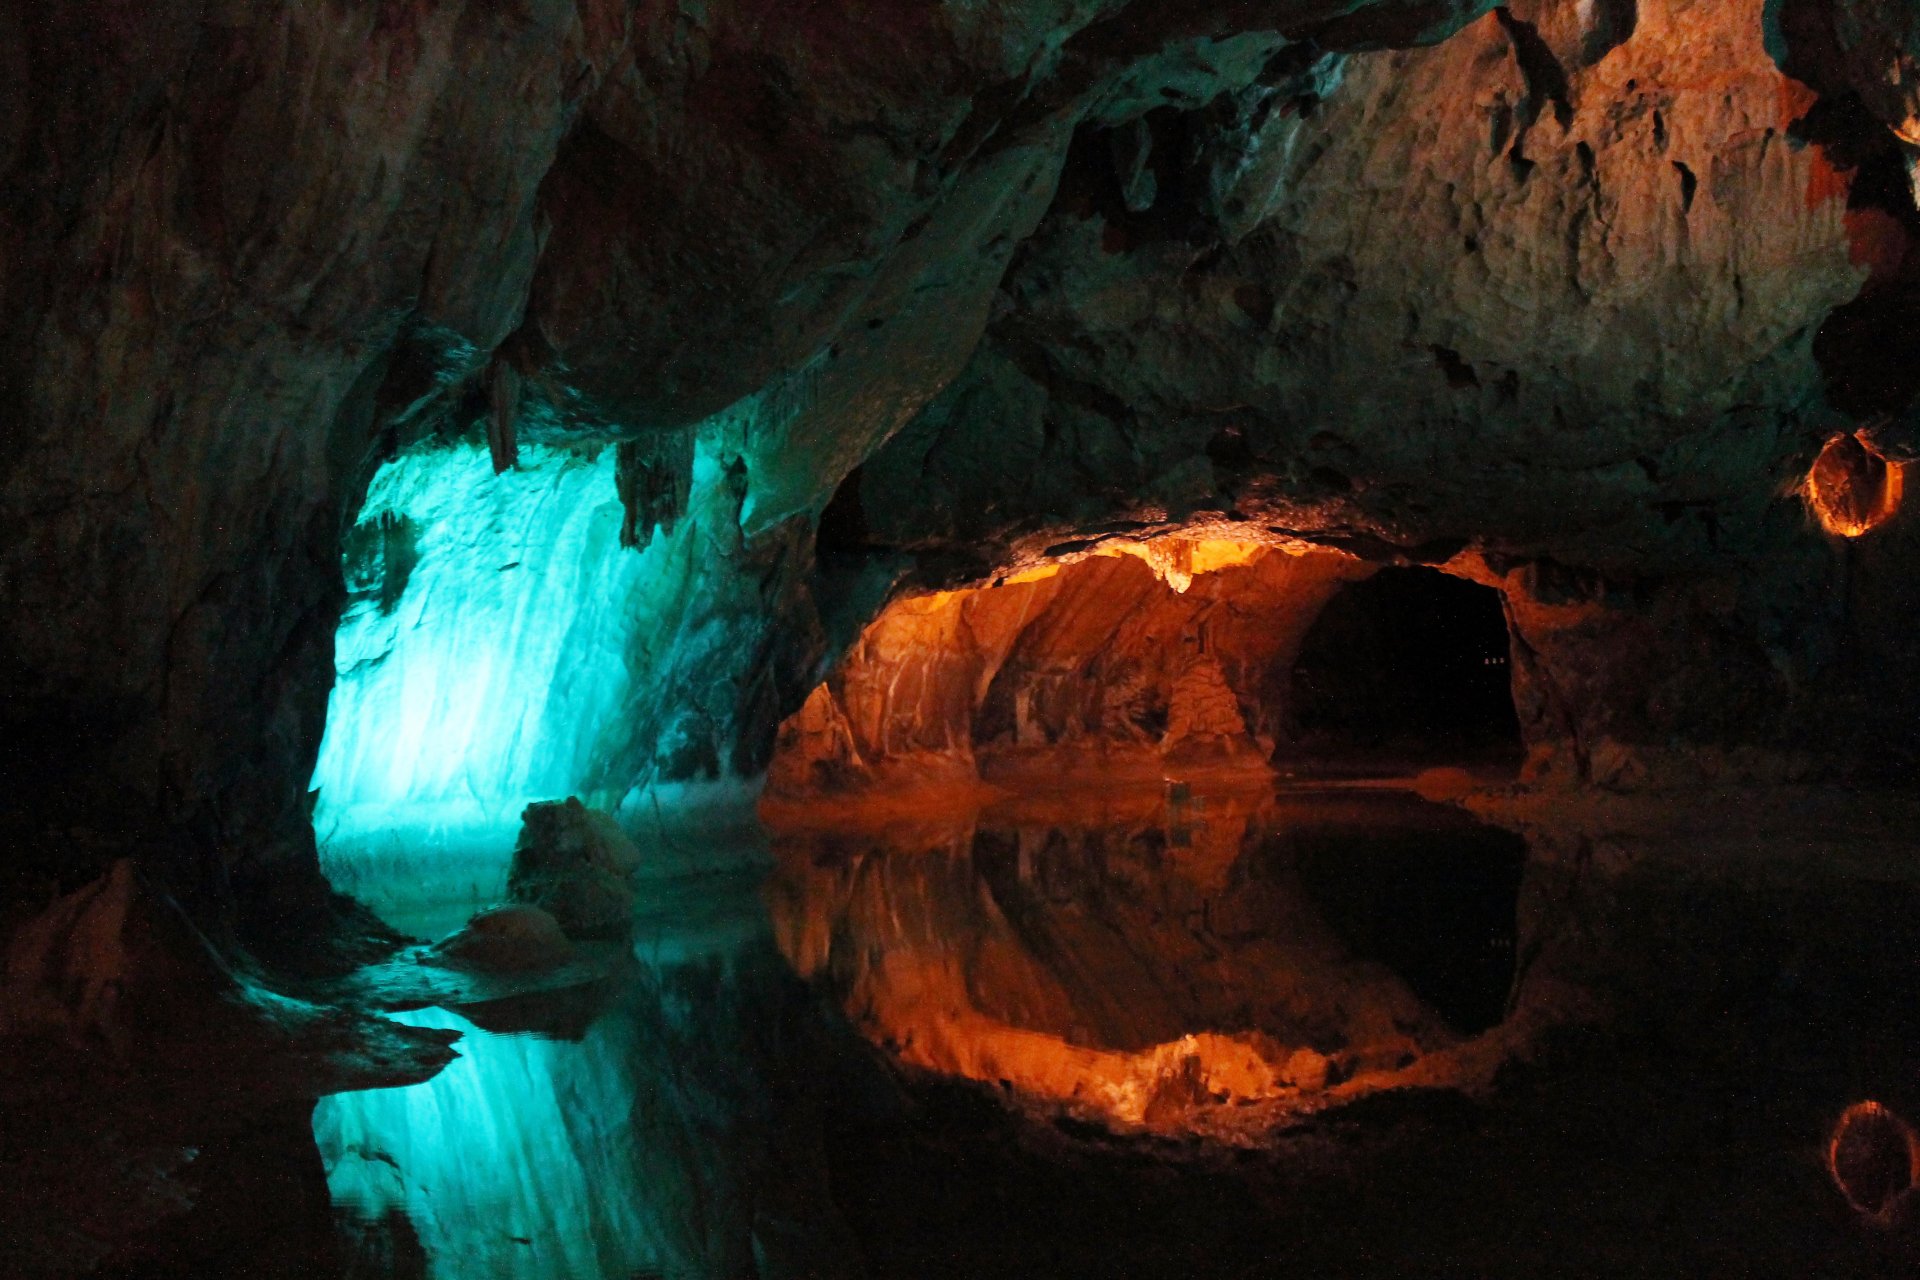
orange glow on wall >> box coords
[1828,1100,1920,1222]
[764,535,1375,804]
[1806,432,1905,538]
[1091,536,1288,592]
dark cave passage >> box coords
[1288,568,1521,769]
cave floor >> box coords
[17,777,1920,1278]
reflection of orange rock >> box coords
[879,1007,1298,1130]
[1831,1100,1920,1222]
[764,793,1480,1137]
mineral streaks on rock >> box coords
[765,541,1366,801]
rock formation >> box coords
[767,540,1381,800]
[0,0,1915,927]
[506,797,643,938]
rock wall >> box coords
[766,542,1368,799]
[0,0,1503,918]
[6,0,1920,922]
[853,0,1920,781]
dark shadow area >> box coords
[1289,567,1520,766]
[1288,797,1526,1035]
[821,860,1920,1280]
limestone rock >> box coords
[1161,654,1258,761]
[507,798,643,939]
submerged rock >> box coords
[507,798,643,939]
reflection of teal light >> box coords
[315,885,803,1279]
[315,1006,664,1280]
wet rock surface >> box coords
[427,905,575,974]
[0,862,458,1273]
[506,798,643,939]
[767,542,1372,801]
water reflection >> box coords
[766,784,1525,1136]
[310,786,1528,1275]
[314,875,860,1280]
[81,784,1920,1276]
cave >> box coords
[1288,567,1522,769]
[10,1,1920,1276]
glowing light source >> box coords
[310,354,834,895]
[1806,432,1904,537]
[1828,1100,1920,1222]
[307,441,665,898]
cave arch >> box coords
[766,544,1528,805]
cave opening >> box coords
[768,546,1523,809]
[1287,567,1522,771]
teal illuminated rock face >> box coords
[309,397,835,869]
[314,444,649,830]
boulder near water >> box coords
[506,798,644,939]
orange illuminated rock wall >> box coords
[846,0,1920,786]
[767,542,1370,800]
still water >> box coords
[172,784,1920,1278]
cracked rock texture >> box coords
[853,0,1920,781]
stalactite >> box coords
[615,431,696,546]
